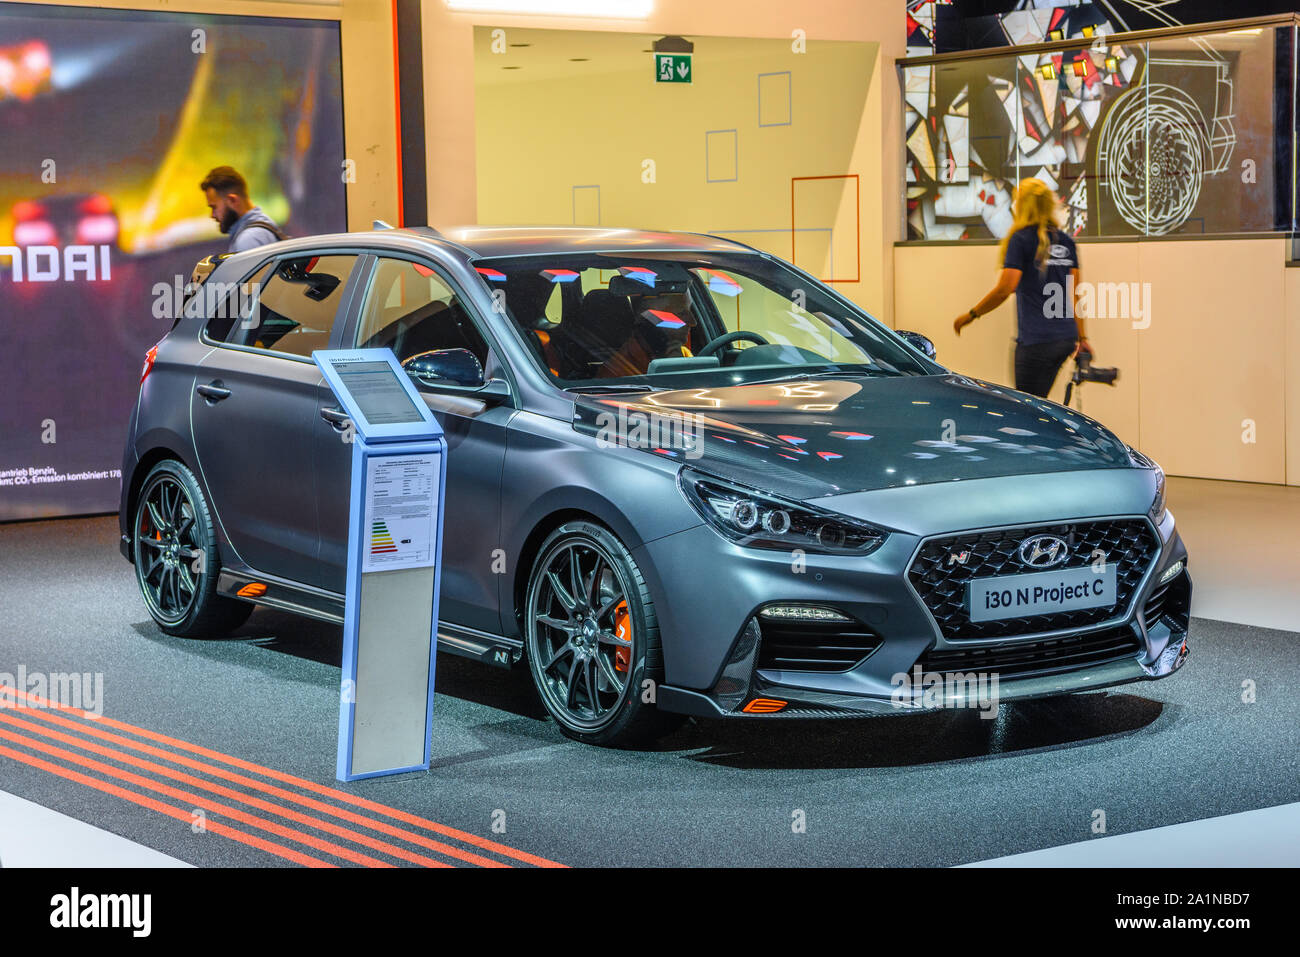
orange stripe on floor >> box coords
[0,694,510,867]
[0,710,456,868]
[0,724,405,868]
[0,685,561,867]
[0,742,332,868]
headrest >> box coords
[564,288,635,349]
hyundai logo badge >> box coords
[1018,534,1069,568]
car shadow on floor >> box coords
[132,609,1169,769]
[134,607,552,718]
[653,692,1169,770]
[131,610,344,670]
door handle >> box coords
[195,381,231,402]
[320,407,352,431]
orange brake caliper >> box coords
[613,600,631,673]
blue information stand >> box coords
[313,349,446,782]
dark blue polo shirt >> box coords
[1003,226,1079,346]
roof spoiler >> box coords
[373,219,444,238]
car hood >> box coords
[572,373,1134,501]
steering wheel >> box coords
[696,330,770,357]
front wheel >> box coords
[524,521,684,747]
[132,459,251,638]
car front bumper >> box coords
[656,613,1189,718]
[635,468,1191,719]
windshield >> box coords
[472,251,936,390]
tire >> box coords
[131,459,252,638]
[523,520,685,747]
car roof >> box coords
[208,224,757,278]
[415,225,753,259]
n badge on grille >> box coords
[947,550,970,566]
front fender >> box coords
[499,411,703,634]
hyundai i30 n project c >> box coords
[119,225,1192,745]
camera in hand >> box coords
[1063,345,1118,406]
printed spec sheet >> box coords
[361,453,439,573]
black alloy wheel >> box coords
[132,460,251,637]
[524,521,683,746]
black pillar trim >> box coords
[395,0,427,227]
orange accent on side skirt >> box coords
[742,698,787,714]
[237,583,267,598]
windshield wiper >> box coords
[744,367,901,385]
[566,383,659,394]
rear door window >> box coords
[225,254,358,358]
[202,262,271,343]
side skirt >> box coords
[216,568,522,668]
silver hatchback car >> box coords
[120,225,1191,745]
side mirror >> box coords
[402,349,513,406]
[403,348,485,388]
[897,329,937,360]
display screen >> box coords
[0,4,346,520]
[334,361,424,426]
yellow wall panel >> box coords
[1062,242,1141,448]
[1135,240,1286,484]
[895,239,1289,483]
[1280,265,1300,485]
[893,242,1017,384]
[473,29,884,314]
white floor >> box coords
[1168,477,1300,632]
[0,790,190,868]
[964,802,1300,867]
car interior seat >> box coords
[551,288,637,379]
[602,292,696,376]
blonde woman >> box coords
[953,178,1090,398]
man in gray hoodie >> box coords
[199,166,286,253]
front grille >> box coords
[756,617,881,673]
[908,519,1159,640]
[917,626,1141,680]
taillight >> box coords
[11,200,44,222]
[76,214,118,245]
[79,194,113,216]
[140,344,159,384]
[13,220,56,246]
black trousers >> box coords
[1014,338,1076,398]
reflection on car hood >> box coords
[571,373,1134,501]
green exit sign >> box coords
[655,53,691,83]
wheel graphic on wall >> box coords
[1096,83,1210,235]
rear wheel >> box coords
[524,521,684,747]
[132,460,252,638]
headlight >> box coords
[679,468,887,555]
[1128,445,1167,525]
[1150,462,1167,525]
